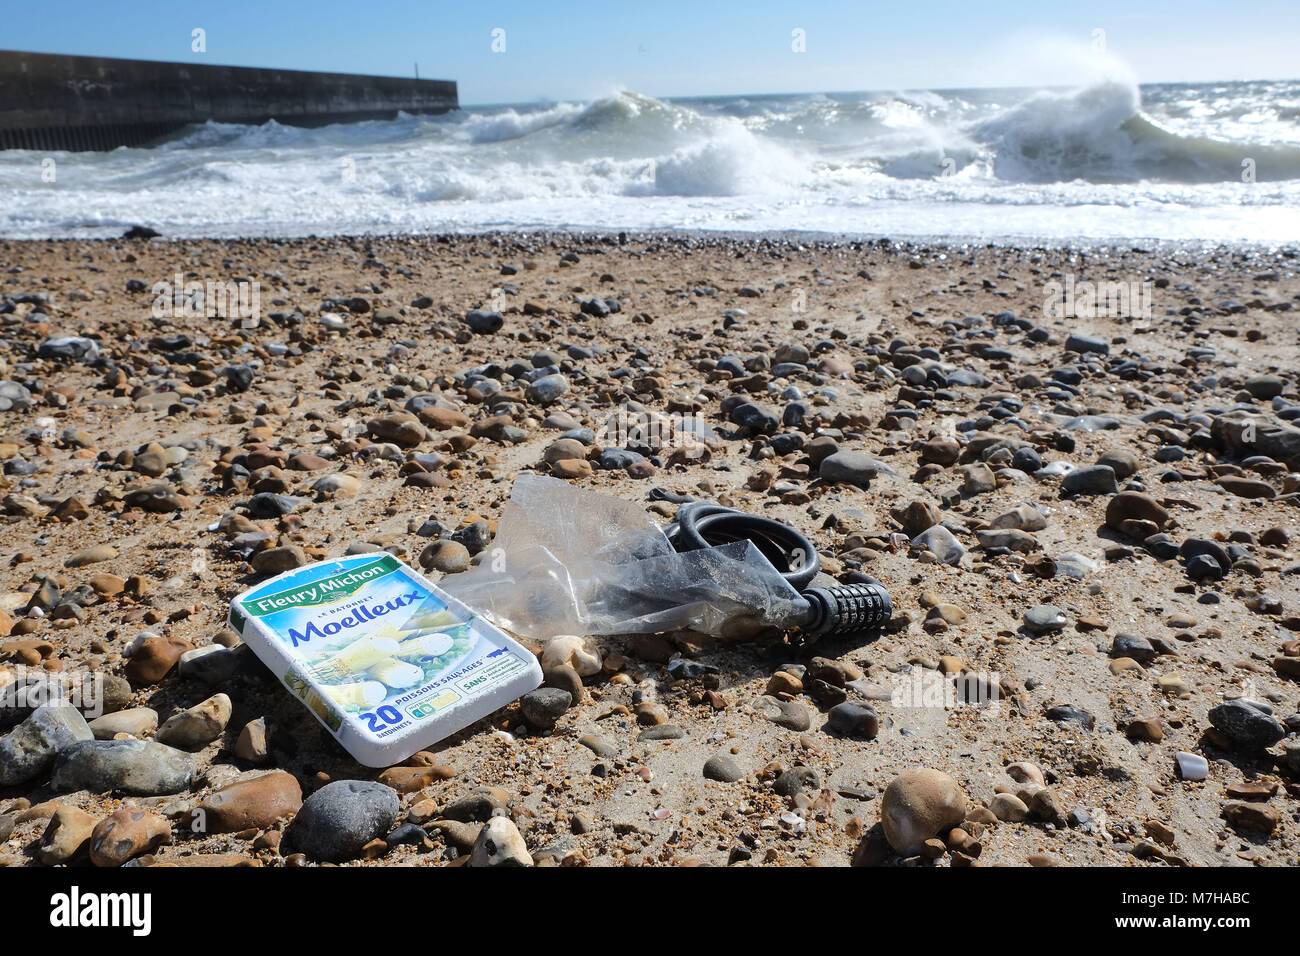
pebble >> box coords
[235,717,270,763]
[287,780,400,862]
[525,373,568,405]
[1006,761,1046,786]
[1066,333,1109,355]
[919,438,960,465]
[773,766,820,797]
[824,702,879,738]
[466,309,504,333]
[386,823,429,850]
[976,529,1038,552]
[989,792,1030,822]
[578,734,618,758]
[377,764,454,793]
[470,817,532,867]
[1011,447,1043,473]
[89,808,172,867]
[1104,491,1171,536]
[1207,700,1286,750]
[960,462,997,495]
[911,525,965,566]
[756,697,812,732]
[247,492,303,517]
[0,703,93,786]
[199,770,303,832]
[1221,802,1280,834]
[1061,465,1119,495]
[879,768,968,855]
[155,693,232,750]
[1097,447,1140,479]
[1243,374,1283,400]
[1157,673,1191,697]
[51,739,195,795]
[178,645,243,684]
[552,458,593,479]
[931,604,967,624]
[703,754,745,782]
[541,634,602,676]
[1180,538,1229,576]
[819,451,884,489]
[1125,717,1164,742]
[88,573,126,597]
[1110,633,1156,665]
[1217,476,1275,499]
[891,499,942,535]
[542,438,586,464]
[419,539,471,574]
[64,544,117,568]
[124,635,194,684]
[989,504,1047,532]
[1045,705,1095,729]
[1282,739,1300,775]
[638,724,686,740]
[311,473,361,497]
[36,805,98,865]
[627,698,667,725]
[88,707,159,740]
[252,545,309,574]
[519,688,572,730]
[1023,605,1067,635]
[441,790,505,822]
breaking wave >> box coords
[2,79,1299,241]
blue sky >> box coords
[4,0,1298,105]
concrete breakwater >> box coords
[0,50,458,151]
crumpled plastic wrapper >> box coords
[441,474,804,640]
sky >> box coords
[3,0,1299,105]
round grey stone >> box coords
[1061,465,1119,495]
[289,779,400,862]
[819,450,884,489]
[1111,632,1155,665]
[703,754,745,783]
[1023,605,1067,634]
[910,525,965,566]
[824,702,879,738]
[519,688,572,730]
[1208,700,1286,750]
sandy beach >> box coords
[0,231,1297,867]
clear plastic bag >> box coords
[441,474,804,640]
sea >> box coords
[2,79,1299,244]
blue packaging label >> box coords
[231,554,532,744]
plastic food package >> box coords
[442,475,805,640]
[229,553,541,766]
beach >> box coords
[0,231,1297,867]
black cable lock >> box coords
[661,500,892,638]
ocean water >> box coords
[2,79,1299,243]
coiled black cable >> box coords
[661,499,892,638]
[663,501,821,590]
